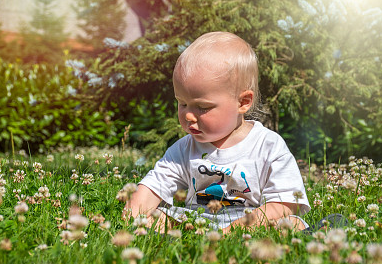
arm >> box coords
[122,184,162,219]
[222,202,300,234]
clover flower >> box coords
[99,221,111,230]
[357,196,366,203]
[75,154,84,161]
[68,214,89,230]
[206,231,221,242]
[82,173,94,185]
[120,247,143,263]
[35,244,48,251]
[0,238,12,251]
[293,191,304,200]
[367,204,379,213]
[207,200,222,214]
[168,229,182,238]
[174,189,187,202]
[306,241,326,254]
[46,154,54,162]
[13,170,26,183]
[112,230,134,247]
[367,243,382,262]
[247,239,284,261]
[325,228,347,248]
[14,202,29,214]
[291,238,302,245]
[133,215,148,227]
[195,217,207,227]
[354,219,366,228]
[277,218,294,230]
[102,153,113,164]
[33,162,42,172]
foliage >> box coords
[76,0,382,163]
[73,0,127,58]
[0,59,124,153]
[0,152,382,263]
[14,0,68,64]
[276,0,382,162]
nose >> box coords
[185,112,197,122]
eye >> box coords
[198,106,212,113]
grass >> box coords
[0,147,381,263]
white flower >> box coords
[75,154,84,161]
[121,247,144,261]
[68,215,89,230]
[354,219,366,228]
[366,204,379,213]
[14,202,29,214]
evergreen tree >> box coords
[18,0,68,64]
[73,0,127,57]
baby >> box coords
[124,31,311,233]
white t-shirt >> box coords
[140,121,311,215]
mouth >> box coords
[189,128,202,135]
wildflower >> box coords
[112,230,134,247]
[123,183,138,195]
[46,154,54,162]
[99,221,111,230]
[207,200,222,214]
[354,219,366,228]
[174,189,187,202]
[291,238,302,245]
[36,244,48,250]
[244,208,253,214]
[293,191,304,200]
[308,256,323,264]
[0,215,3,221]
[185,223,194,230]
[313,199,323,207]
[102,153,113,164]
[82,173,94,185]
[80,243,87,249]
[247,239,284,261]
[69,193,78,202]
[168,229,182,238]
[68,215,89,230]
[306,241,326,254]
[120,247,143,263]
[195,228,206,235]
[325,228,347,248]
[206,231,221,242]
[195,217,207,227]
[0,238,12,251]
[367,243,382,262]
[60,230,72,245]
[13,170,26,183]
[201,247,218,262]
[38,185,50,198]
[75,154,84,161]
[277,218,294,230]
[345,227,357,236]
[133,215,148,227]
[357,196,366,203]
[32,162,42,172]
[14,202,29,214]
[70,230,87,241]
[91,214,105,224]
[151,209,162,219]
[349,213,357,221]
[346,250,363,264]
[94,159,99,165]
[134,227,148,236]
[343,179,357,191]
[367,204,379,213]
[313,231,326,240]
[55,192,62,198]
[176,213,188,223]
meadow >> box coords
[0,147,381,264]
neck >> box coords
[212,120,253,149]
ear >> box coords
[238,90,254,114]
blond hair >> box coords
[173,31,259,109]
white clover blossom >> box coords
[354,219,366,228]
[14,202,29,214]
[367,204,379,213]
[121,247,144,261]
[75,154,84,161]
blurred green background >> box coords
[0,0,381,164]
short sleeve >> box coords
[139,140,189,205]
[260,147,311,215]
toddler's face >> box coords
[174,68,244,148]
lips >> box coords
[189,128,202,134]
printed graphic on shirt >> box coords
[193,163,251,206]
